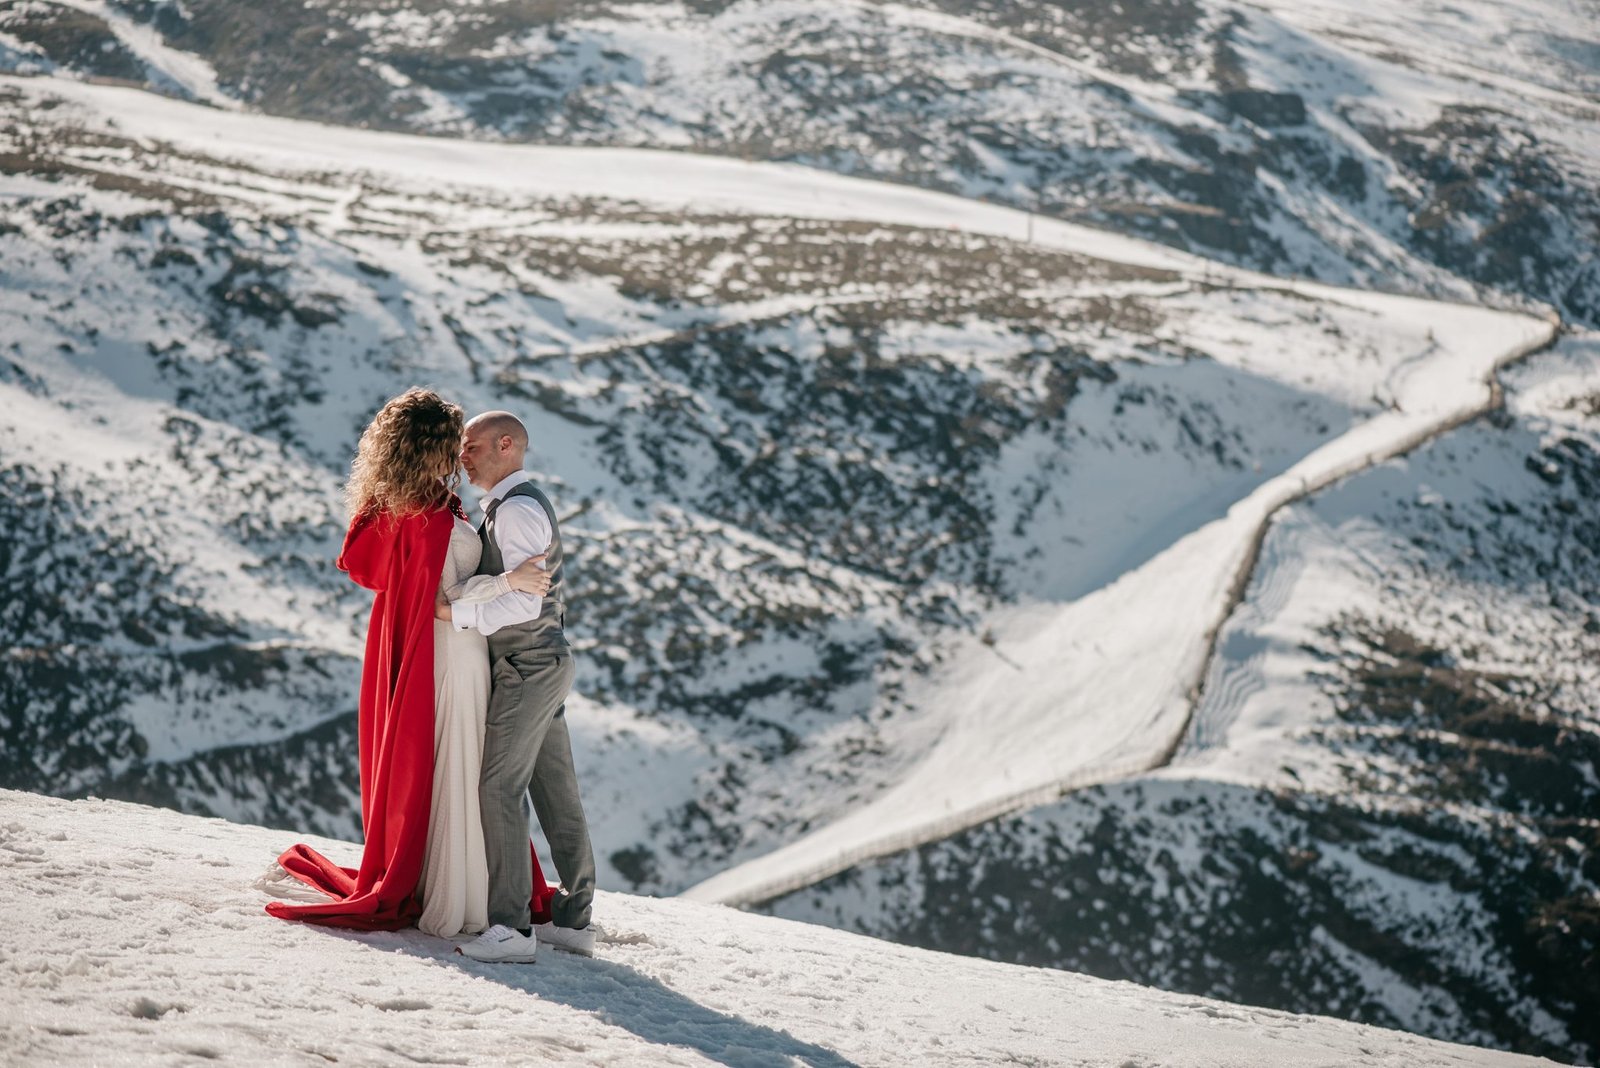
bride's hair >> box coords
[345,387,464,518]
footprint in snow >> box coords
[128,996,185,1020]
[375,997,432,1012]
[600,929,653,947]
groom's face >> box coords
[460,427,501,489]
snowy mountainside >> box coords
[766,332,1600,1064]
[2,0,1596,329]
[0,789,1559,1068]
[0,76,1434,894]
[0,25,1590,1066]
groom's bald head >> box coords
[467,411,527,451]
[461,410,528,489]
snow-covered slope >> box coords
[0,789,1561,1068]
[685,293,1552,907]
[0,76,1555,904]
[766,332,1600,1063]
[6,71,1546,895]
[3,0,1595,328]
[3,71,1562,905]
[1,9,1594,1064]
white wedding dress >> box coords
[256,516,504,936]
[418,517,499,938]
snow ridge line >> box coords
[687,302,1562,910]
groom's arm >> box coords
[450,498,551,636]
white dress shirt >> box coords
[450,470,552,637]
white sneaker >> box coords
[534,922,596,957]
[456,924,538,964]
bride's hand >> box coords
[509,554,552,597]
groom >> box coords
[452,410,597,963]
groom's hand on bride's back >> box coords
[508,554,553,597]
[435,593,454,621]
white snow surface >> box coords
[0,789,1557,1068]
[1,73,1199,274]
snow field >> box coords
[0,790,1554,1068]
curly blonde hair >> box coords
[345,387,464,518]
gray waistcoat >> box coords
[478,481,569,660]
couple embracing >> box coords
[259,388,594,964]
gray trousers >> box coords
[480,648,595,931]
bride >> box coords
[259,387,555,936]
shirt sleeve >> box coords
[446,572,513,604]
[450,497,551,635]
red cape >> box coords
[266,501,553,931]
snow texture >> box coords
[0,788,1559,1068]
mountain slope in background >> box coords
[3,76,1427,894]
[2,2,1597,1063]
[3,0,1595,327]
[768,333,1600,1063]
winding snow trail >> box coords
[686,297,1556,906]
[6,74,1558,909]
